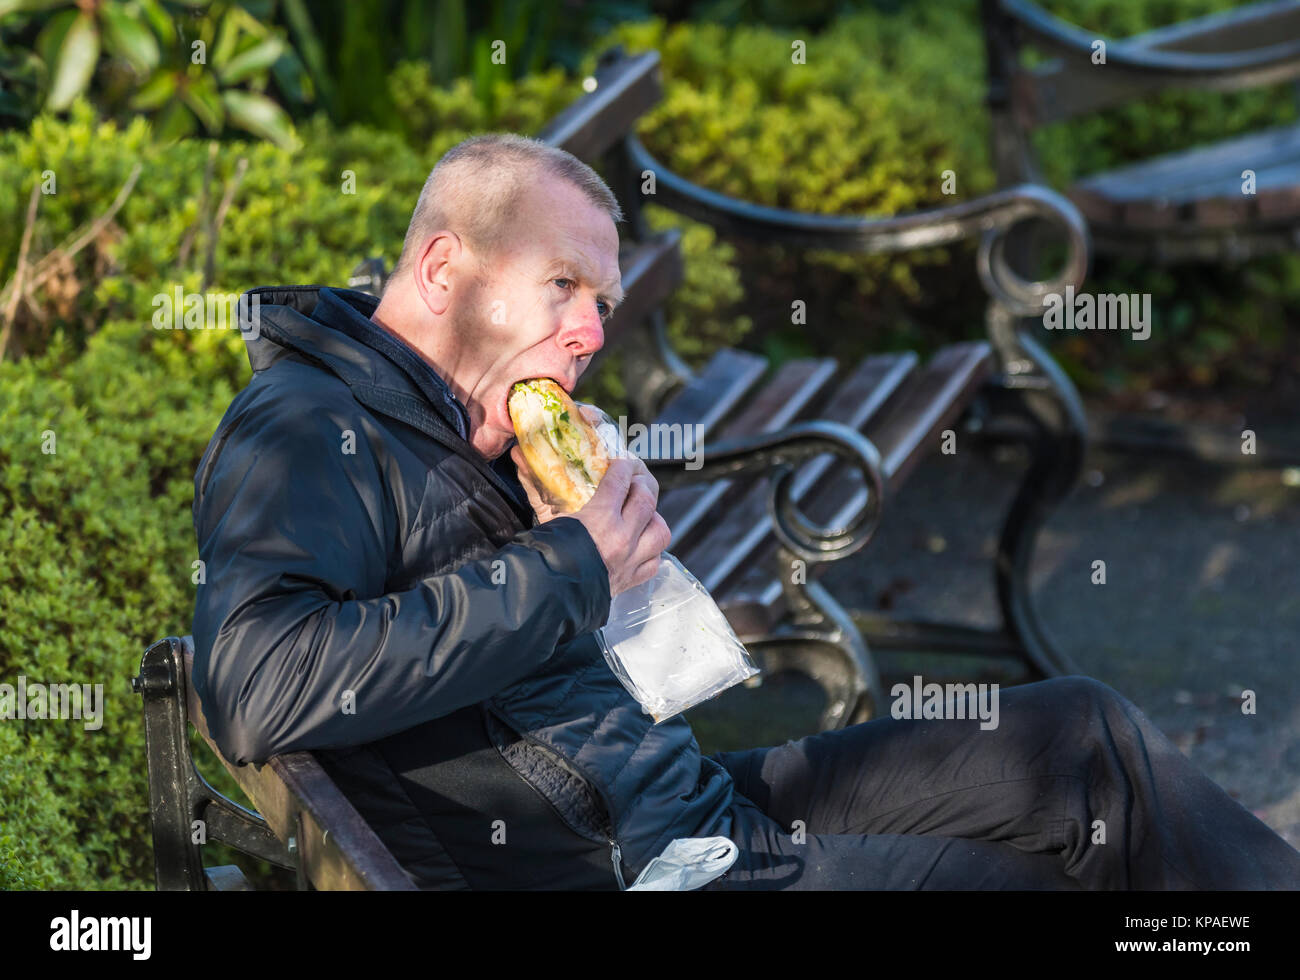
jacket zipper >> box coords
[485,704,628,890]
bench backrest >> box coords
[982,0,1300,183]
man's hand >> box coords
[571,455,672,596]
[510,407,671,596]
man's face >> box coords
[451,175,622,460]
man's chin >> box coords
[470,429,513,461]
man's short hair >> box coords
[387,133,624,289]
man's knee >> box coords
[1039,674,1133,715]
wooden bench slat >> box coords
[676,352,919,598]
[858,341,993,492]
[1072,123,1300,211]
[794,341,992,536]
[659,358,838,550]
[537,50,663,164]
[703,343,992,635]
[651,347,767,433]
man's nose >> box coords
[557,306,605,357]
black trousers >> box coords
[700,675,1300,890]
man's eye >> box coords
[556,278,611,320]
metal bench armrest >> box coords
[623,133,1089,316]
[998,0,1300,87]
[645,419,885,561]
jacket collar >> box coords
[244,284,471,432]
[242,284,534,526]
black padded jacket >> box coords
[190,285,735,888]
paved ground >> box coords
[688,402,1300,850]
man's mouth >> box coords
[503,374,575,428]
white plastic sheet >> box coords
[581,407,760,722]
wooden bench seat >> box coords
[1071,122,1300,233]
[656,343,994,639]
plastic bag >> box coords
[626,836,739,891]
[596,552,758,722]
[569,405,760,722]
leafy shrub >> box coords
[0,315,242,888]
[0,0,308,145]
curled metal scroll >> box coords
[645,420,886,562]
[973,183,1090,316]
[623,134,1089,317]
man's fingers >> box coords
[621,475,658,529]
[628,551,663,590]
[630,513,671,568]
[650,512,672,552]
[590,456,635,506]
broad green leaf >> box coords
[153,96,197,143]
[136,0,176,46]
[100,5,160,74]
[281,0,334,110]
[0,0,70,18]
[47,11,99,111]
[211,10,240,69]
[220,89,296,148]
[431,0,467,80]
[269,49,312,105]
[35,7,77,75]
[180,74,223,132]
[127,69,176,110]
[217,36,285,84]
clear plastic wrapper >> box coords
[626,836,738,890]
[551,404,760,722]
[596,552,758,722]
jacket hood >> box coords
[240,284,471,442]
[243,284,383,379]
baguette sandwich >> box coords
[508,378,610,513]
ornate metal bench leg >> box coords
[983,302,1087,679]
[739,546,885,730]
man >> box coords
[192,133,1300,890]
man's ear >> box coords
[413,231,461,316]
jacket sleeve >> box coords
[190,390,612,767]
